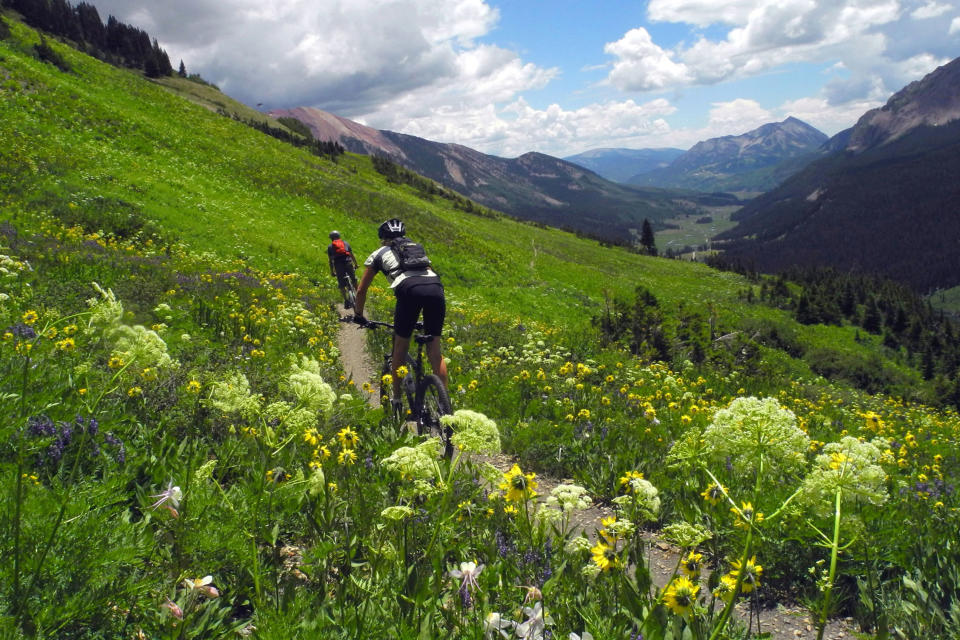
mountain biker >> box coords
[327,230,359,308]
[352,218,448,415]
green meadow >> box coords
[2,15,958,639]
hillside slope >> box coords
[0,16,746,322]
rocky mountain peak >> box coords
[845,57,960,153]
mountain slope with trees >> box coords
[268,106,734,245]
[716,57,960,293]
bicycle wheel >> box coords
[344,280,357,309]
[379,354,416,416]
[416,374,453,455]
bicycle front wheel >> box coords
[416,375,453,454]
[380,354,416,414]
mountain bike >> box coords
[336,268,358,309]
[344,317,454,456]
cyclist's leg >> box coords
[420,283,448,388]
[334,262,350,305]
[392,292,418,401]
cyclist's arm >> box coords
[353,265,377,318]
[327,246,336,276]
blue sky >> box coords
[88,0,960,157]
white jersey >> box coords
[365,245,438,289]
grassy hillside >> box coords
[2,15,959,639]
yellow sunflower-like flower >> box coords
[338,449,357,465]
[713,573,738,602]
[337,426,359,448]
[499,464,538,502]
[22,310,38,325]
[700,482,726,505]
[186,380,202,394]
[680,551,703,578]
[664,576,699,616]
[590,540,622,572]
[730,556,763,593]
[732,502,764,528]
[619,470,644,491]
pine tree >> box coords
[178,59,187,77]
[640,219,657,256]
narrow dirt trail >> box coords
[335,314,855,640]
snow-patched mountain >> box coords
[563,148,685,184]
[629,117,828,194]
[717,57,960,292]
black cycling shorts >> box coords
[333,259,356,288]
[393,279,445,339]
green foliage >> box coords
[1,16,959,638]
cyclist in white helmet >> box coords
[353,219,447,413]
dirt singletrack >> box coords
[334,310,856,640]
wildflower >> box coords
[500,464,538,502]
[702,396,809,475]
[56,337,76,351]
[664,576,699,616]
[517,601,552,640]
[337,426,359,448]
[183,575,219,598]
[186,380,202,393]
[680,551,703,578]
[163,597,183,620]
[449,560,484,593]
[128,386,143,397]
[150,482,182,517]
[730,556,763,593]
[22,310,38,325]
[484,612,516,639]
[108,355,126,369]
[381,373,393,387]
[731,501,763,528]
[338,449,357,465]
[381,505,415,521]
[444,409,502,454]
[396,365,409,378]
[590,540,621,572]
[619,470,644,491]
[545,483,592,513]
[382,440,439,480]
[713,573,738,602]
[701,483,726,505]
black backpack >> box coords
[389,237,431,272]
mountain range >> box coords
[269,107,734,243]
[562,147,685,183]
[716,57,960,292]
[627,117,828,194]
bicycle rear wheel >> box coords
[416,374,453,456]
[344,280,357,309]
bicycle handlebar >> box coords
[339,315,423,332]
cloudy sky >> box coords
[86,0,959,157]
